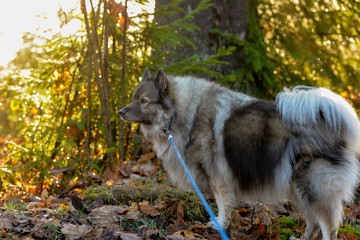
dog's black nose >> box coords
[119,108,126,115]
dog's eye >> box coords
[140,98,149,104]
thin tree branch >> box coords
[119,0,128,160]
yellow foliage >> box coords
[31,106,38,115]
[340,91,349,99]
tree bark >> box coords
[101,0,115,169]
[82,0,94,170]
[155,0,248,76]
[119,0,128,161]
[85,42,93,169]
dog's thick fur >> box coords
[120,68,360,240]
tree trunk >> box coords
[82,0,93,169]
[101,0,115,169]
[85,43,93,169]
[155,0,248,76]
[118,0,128,161]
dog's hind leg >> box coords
[292,157,349,240]
[315,200,343,240]
[310,156,359,240]
[299,198,341,240]
[302,159,359,240]
[303,218,319,240]
[291,187,320,240]
[301,202,341,240]
[318,220,339,240]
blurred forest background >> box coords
[0,0,359,196]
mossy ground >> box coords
[83,184,217,224]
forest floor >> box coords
[1,153,360,240]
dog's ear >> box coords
[142,68,151,81]
[155,68,168,94]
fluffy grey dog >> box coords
[120,68,360,240]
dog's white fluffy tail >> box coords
[276,86,360,152]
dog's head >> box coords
[120,68,175,126]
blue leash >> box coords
[166,129,230,240]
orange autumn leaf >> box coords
[339,232,358,240]
[238,207,247,213]
[31,106,38,115]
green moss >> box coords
[279,228,297,239]
[83,186,118,204]
[339,223,360,236]
[269,216,302,240]
[277,216,298,227]
[83,185,217,223]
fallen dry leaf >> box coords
[191,225,220,240]
[120,167,133,177]
[82,228,105,240]
[253,204,274,226]
[6,217,33,235]
[344,204,360,222]
[144,229,165,239]
[138,152,155,163]
[26,202,42,209]
[91,205,127,215]
[136,225,148,238]
[339,232,359,240]
[139,204,160,217]
[230,208,252,232]
[247,224,267,240]
[32,224,49,239]
[164,200,184,220]
[167,234,204,240]
[173,230,205,239]
[43,218,62,228]
[47,195,58,205]
[139,161,159,177]
[0,216,18,230]
[103,167,118,180]
[125,210,141,220]
[89,205,127,230]
[24,194,41,202]
[61,223,93,240]
[166,219,189,235]
[41,189,49,202]
[70,195,90,213]
[113,231,142,240]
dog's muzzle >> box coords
[119,108,127,120]
[119,108,126,115]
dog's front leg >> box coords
[207,179,237,230]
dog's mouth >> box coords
[119,113,136,123]
[119,114,129,122]
[119,108,134,122]
[119,110,151,124]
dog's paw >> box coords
[206,219,228,230]
[289,237,305,240]
[206,220,218,230]
[206,216,230,231]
